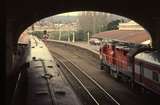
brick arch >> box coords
[7,0,159,47]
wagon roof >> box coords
[18,32,30,44]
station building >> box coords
[91,21,151,45]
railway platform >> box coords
[12,36,82,105]
[47,39,99,54]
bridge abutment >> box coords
[148,19,160,49]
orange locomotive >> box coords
[99,39,160,95]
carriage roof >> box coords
[135,50,160,66]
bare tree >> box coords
[78,11,110,34]
[78,11,129,35]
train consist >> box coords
[99,39,160,95]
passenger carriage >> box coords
[134,50,160,95]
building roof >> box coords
[118,21,144,30]
[91,30,150,44]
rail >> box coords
[50,50,120,105]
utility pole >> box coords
[68,31,70,42]
[93,12,96,34]
[101,24,103,32]
[87,32,90,44]
[59,31,61,41]
[58,27,61,41]
[72,32,75,43]
[67,14,70,42]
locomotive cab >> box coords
[100,39,116,71]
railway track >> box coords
[50,50,120,105]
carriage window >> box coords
[152,72,159,82]
[140,64,144,71]
[140,64,144,82]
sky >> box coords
[56,11,80,16]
